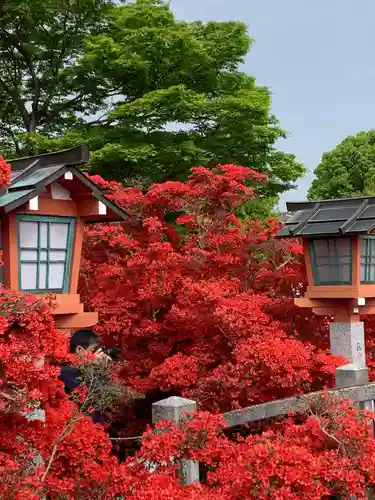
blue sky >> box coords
[171,0,375,210]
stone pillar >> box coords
[152,396,199,485]
[329,321,368,388]
[330,320,372,498]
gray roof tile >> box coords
[0,147,128,221]
[0,189,34,207]
[11,165,63,189]
[277,196,375,238]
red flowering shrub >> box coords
[0,156,11,188]
[137,396,375,499]
[80,165,344,424]
[2,162,375,497]
[0,289,142,499]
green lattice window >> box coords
[360,236,375,283]
[17,215,75,293]
[310,238,352,285]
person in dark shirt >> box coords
[59,328,111,423]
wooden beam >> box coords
[295,297,350,308]
[19,197,78,217]
[312,307,341,316]
[54,312,98,329]
[9,146,89,171]
[52,294,83,315]
[357,307,375,315]
[69,218,85,294]
[76,198,101,217]
[351,235,360,285]
[2,213,18,290]
[302,239,314,286]
[306,285,360,299]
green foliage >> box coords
[0,0,304,214]
[239,195,280,221]
[0,0,113,155]
[77,361,140,416]
[308,130,375,200]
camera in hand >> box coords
[93,345,121,361]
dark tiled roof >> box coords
[1,146,128,221]
[277,196,375,238]
[0,189,34,207]
[8,145,89,172]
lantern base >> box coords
[52,294,98,329]
[304,285,375,300]
[336,364,369,388]
[54,312,98,329]
[294,296,375,317]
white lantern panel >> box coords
[370,239,375,256]
[39,263,47,289]
[334,238,351,257]
[21,250,38,261]
[338,264,351,283]
[316,265,330,283]
[368,265,375,282]
[360,238,367,256]
[21,263,37,289]
[50,223,68,249]
[49,250,66,261]
[48,263,65,289]
[360,237,375,283]
[19,222,38,248]
[313,239,329,258]
[360,264,366,282]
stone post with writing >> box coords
[330,319,374,413]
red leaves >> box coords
[0,289,140,499]
[0,156,11,189]
[2,162,375,497]
[80,164,341,416]
[176,213,195,225]
[135,399,375,499]
[150,353,199,391]
[218,163,268,183]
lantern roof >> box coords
[2,146,128,222]
[277,195,375,238]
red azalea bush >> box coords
[0,289,143,499]
[0,156,11,188]
[0,291,375,500]
[2,163,375,497]
[80,165,345,427]
[137,396,375,499]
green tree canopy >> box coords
[308,130,375,200]
[0,0,113,157]
[0,0,304,211]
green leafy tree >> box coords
[308,130,375,200]
[0,0,304,212]
[0,0,112,156]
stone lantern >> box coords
[277,196,375,390]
